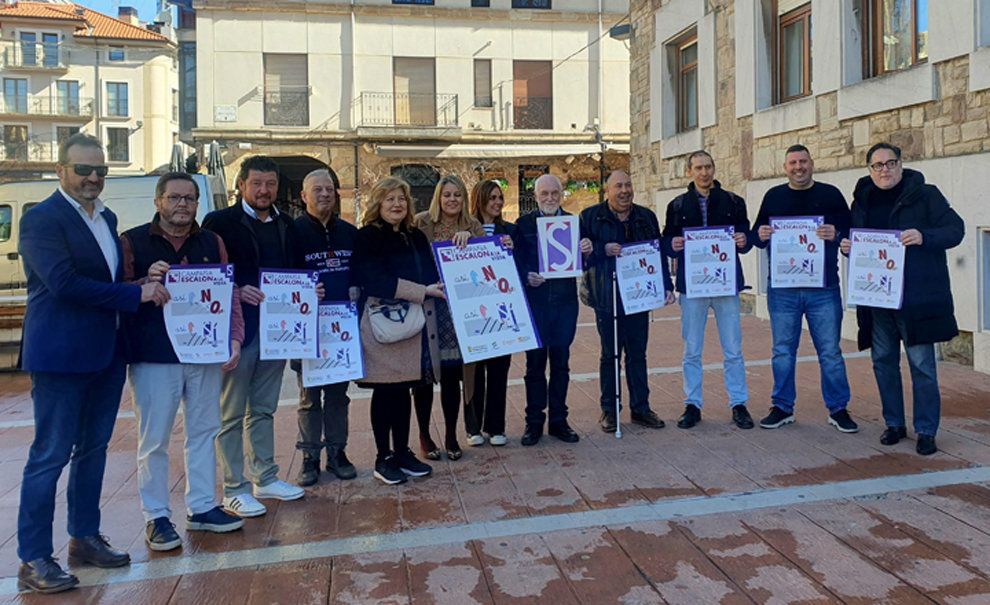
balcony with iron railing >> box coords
[513,96,553,130]
[0,140,56,164]
[354,92,459,129]
[264,86,310,127]
[0,94,95,119]
[2,42,70,71]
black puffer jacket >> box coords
[661,181,752,294]
[578,201,673,314]
[850,168,965,349]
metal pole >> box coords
[612,269,621,439]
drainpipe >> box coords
[597,0,604,138]
[351,0,360,221]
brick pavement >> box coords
[0,304,989,603]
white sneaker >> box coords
[221,494,267,518]
[489,434,507,446]
[466,434,485,446]
[253,479,305,501]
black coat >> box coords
[850,168,965,349]
[202,203,301,347]
[661,181,753,294]
[578,201,673,314]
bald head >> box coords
[606,170,634,217]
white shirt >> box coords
[59,186,118,279]
[241,199,279,223]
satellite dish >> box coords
[155,9,173,26]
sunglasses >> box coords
[71,164,109,178]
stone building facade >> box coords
[629,0,990,373]
[186,0,632,223]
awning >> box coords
[373,143,630,159]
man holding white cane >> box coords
[579,170,674,434]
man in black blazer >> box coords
[203,156,306,517]
[16,133,169,594]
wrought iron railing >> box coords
[513,96,553,130]
[264,87,310,126]
[0,95,94,118]
[0,141,55,163]
[354,92,458,128]
[2,42,69,69]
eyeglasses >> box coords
[869,159,900,172]
[163,194,198,205]
[71,164,109,178]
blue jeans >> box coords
[679,294,748,408]
[18,354,126,561]
[595,310,651,414]
[870,308,941,436]
[768,286,850,414]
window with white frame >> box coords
[106,82,128,116]
[106,127,129,162]
[674,33,698,133]
[56,80,80,115]
[862,0,928,77]
[776,1,811,103]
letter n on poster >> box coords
[537,215,582,278]
[302,302,364,386]
[433,236,541,364]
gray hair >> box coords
[534,173,562,193]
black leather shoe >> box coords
[521,425,542,446]
[880,426,907,446]
[17,557,78,594]
[631,409,666,429]
[677,405,701,429]
[548,423,580,443]
[68,535,130,569]
[916,434,937,456]
[732,405,755,429]
[600,411,617,433]
[296,455,319,487]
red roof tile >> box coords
[0,1,169,43]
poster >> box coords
[258,269,320,360]
[302,302,364,386]
[769,216,825,288]
[615,239,667,314]
[162,264,234,364]
[683,226,737,298]
[433,236,541,363]
[846,229,905,309]
[537,215,582,278]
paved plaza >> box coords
[1,304,989,603]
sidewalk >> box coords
[1,304,989,603]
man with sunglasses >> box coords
[16,133,170,593]
[120,173,246,553]
[840,142,964,456]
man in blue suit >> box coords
[16,133,170,594]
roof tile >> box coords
[0,1,169,43]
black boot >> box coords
[296,454,320,487]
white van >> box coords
[0,173,229,296]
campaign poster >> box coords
[846,229,905,310]
[302,302,364,386]
[258,269,320,360]
[683,226,737,298]
[433,236,541,363]
[769,216,825,288]
[615,240,667,314]
[537,215,582,278]
[162,264,234,364]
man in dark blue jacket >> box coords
[579,170,673,432]
[513,174,580,446]
[840,143,964,456]
[16,134,169,593]
[292,168,358,486]
[751,145,857,433]
[662,151,755,430]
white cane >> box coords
[612,270,622,439]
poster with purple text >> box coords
[302,302,364,386]
[846,229,905,309]
[769,216,825,288]
[258,269,319,360]
[683,226,737,298]
[162,264,234,363]
[615,240,668,314]
[433,236,541,363]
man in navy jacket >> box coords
[16,133,169,594]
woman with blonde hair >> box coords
[463,180,515,446]
[352,176,446,485]
[412,175,485,460]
